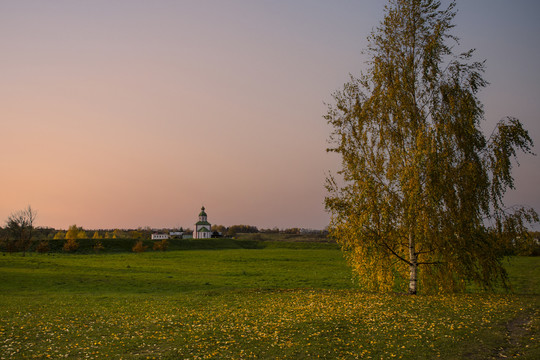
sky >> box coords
[1,1,539,231]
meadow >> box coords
[0,243,538,359]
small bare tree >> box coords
[5,206,38,256]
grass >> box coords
[0,247,538,359]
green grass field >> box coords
[0,246,538,359]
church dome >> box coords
[199,206,207,217]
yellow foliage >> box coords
[132,240,148,253]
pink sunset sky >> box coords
[1,0,539,230]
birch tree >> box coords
[325,0,537,294]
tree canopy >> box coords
[325,0,537,294]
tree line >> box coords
[1,206,536,256]
[1,207,332,254]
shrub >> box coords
[132,240,148,253]
[36,240,50,253]
[63,238,79,252]
[93,240,105,253]
[153,239,169,251]
[0,237,17,254]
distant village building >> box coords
[151,233,169,240]
[194,206,212,239]
[149,209,213,240]
[169,231,184,239]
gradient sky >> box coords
[1,1,539,230]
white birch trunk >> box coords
[409,232,418,295]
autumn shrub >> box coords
[132,240,148,253]
[153,239,169,251]
[35,240,50,253]
[63,238,79,252]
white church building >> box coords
[194,206,212,239]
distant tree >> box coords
[65,225,79,240]
[510,231,540,256]
[138,227,154,239]
[129,230,142,239]
[283,228,301,235]
[4,206,37,256]
[92,231,102,240]
[64,225,81,252]
[211,225,227,234]
[260,227,280,234]
[34,227,55,240]
[53,231,65,240]
[113,229,126,239]
[227,225,259,236]
[325,0,537,294]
